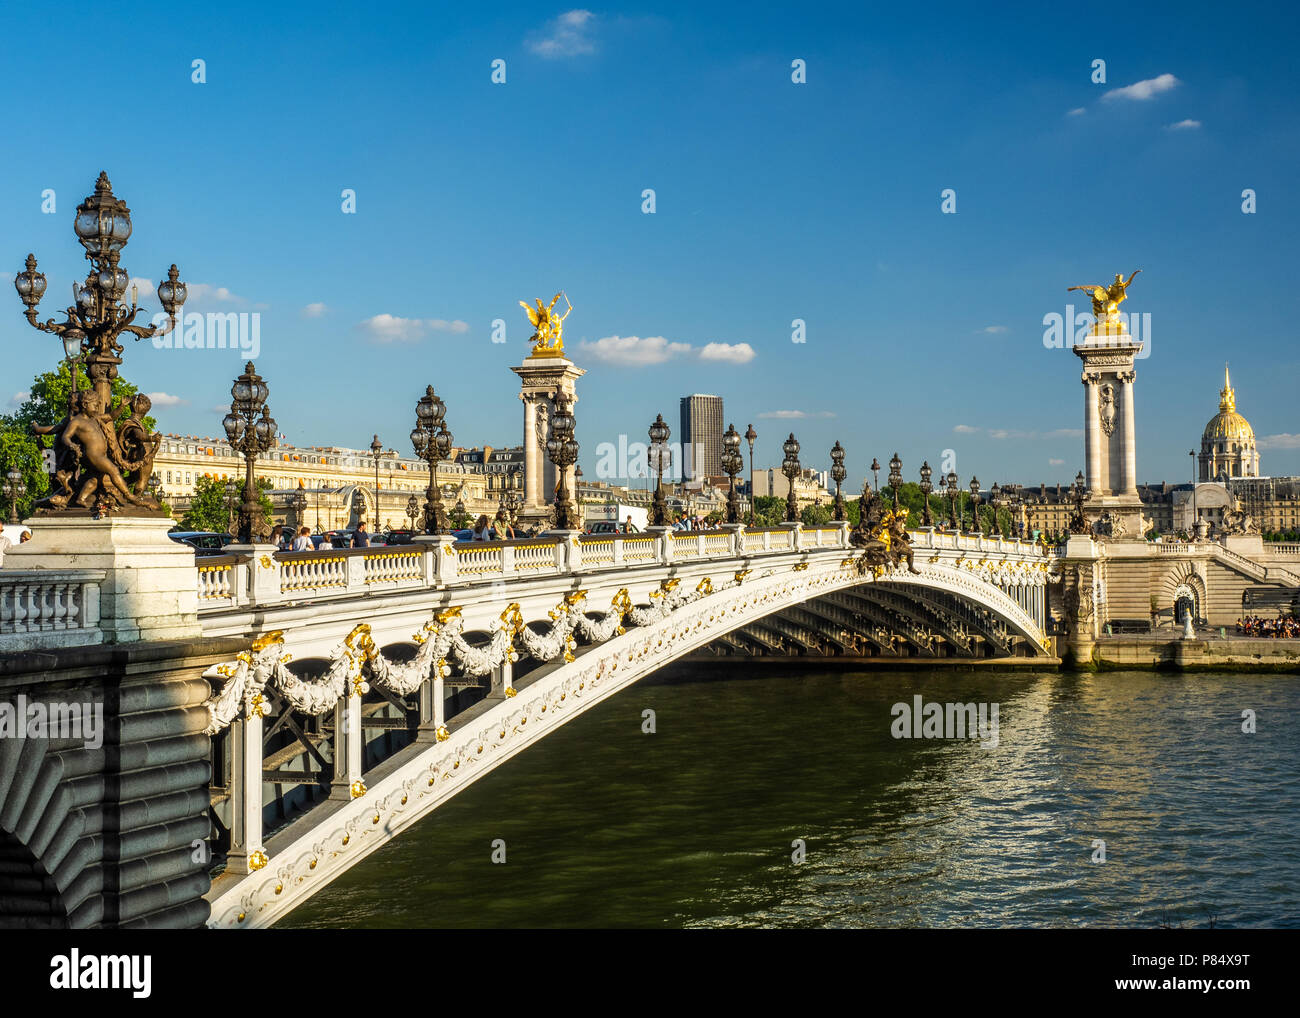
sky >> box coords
[2,0,1297,490]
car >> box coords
[588,520,639,535]
[452,529,474,542]
[384,529,415,545]
[167,531,236,556]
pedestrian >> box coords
[292,525,313,551]
[352,522,370,548]
[494,510,515,540]
[471,514,493,541]
[270,524,284,549]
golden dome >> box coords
[1202,364,1256,445]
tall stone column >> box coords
[1119,369,1138,495]
[1082,371,1102,495]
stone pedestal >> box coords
[512,354,585,523]
[7,514,201,643]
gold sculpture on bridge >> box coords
[520,292,573,357]
[1068,270,1140,322]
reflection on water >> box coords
[281,667,1300,929]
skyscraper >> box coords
[680,394,724,481]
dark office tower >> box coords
[680,394,724,481]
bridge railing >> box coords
[192,524,1051,617]
[0,568,107,652]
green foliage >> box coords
[449,506,472,530]
[0,425,47,519]
[181,475,272,533]
[751,495,785,527]
[8,363,156,432]
[800,503,833,527]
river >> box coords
[280,666,1299,929]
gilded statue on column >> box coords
[1068,270,1140,322]
[520,292,573,357]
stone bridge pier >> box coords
[0,637,241,928]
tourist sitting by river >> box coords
[1235,615,1300,638]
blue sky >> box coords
[2,0,1297,488]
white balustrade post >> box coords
[419,535,458,585]
[834,520,851,548]
[613,538,625,565]
[501,543,516,575]
[228,544,282,606]
[722,523,745,557]
[647,526,672,564]
[227,712,265,875]
[345,551,366,594]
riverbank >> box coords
[1094,634,1300,671]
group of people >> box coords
[0,527,34,566]
[1235,615,1300,638]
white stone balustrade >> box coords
[0,570,106,652]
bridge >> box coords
[0,521,1053,927]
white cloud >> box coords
[757,410,836,420]
[211,404,232,416]
[146,391,188,408]
[1102,73,1179,102]
[128,277,156,298]
[357,314,469,343]
[1049,458,1065,466]
[699,341,756,364]
[527,9,597,58]
[427,319,470,333]
[8,391,29,408]
[1066,107,1086,117]
[579,335,692,366]
[976,325,1008,334]
[975,426,1082,440]
[186,283,251,306]
[952,424,980,434]
[301,302,329,318]
[1259,433,1300,450]
[1165,119,1201,130]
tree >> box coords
[751,495,785,527]
[181,476,272,533]
[801,503,832,527]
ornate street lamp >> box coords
[406,494,420,528]
[13,173,187,512]
[369,434,383,526]
[871,457,881,493]
[781,433,801,523]
[990,482,1004,538]
[504,489,522,527]
[411,385,452,534]
[222,362,277,544]
[919,461,933,528]
[545,390,580,531]
[744,423,757,525]
[3,468,25,524]
[291,489,308,528]
[946,470,960,530]
[830,441,847,521]
[454,497,466,529]
[888,452,902,511]
[968,476,982,536]
[722,423,744,524]
[1068,470,1090,535]
[648,413,671,527]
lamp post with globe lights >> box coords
[919,461,934,528]
[781,433,801,523]
[13,173,187,512]
[411,386,452,535]
[648,413,671,527]
[545,391,580,531]
[722,424,744,524]
[968,477,982,536]
[3,469,25,524]
[222,363,277,544]
[369,434,383,527]
[946,470,960,530]
[830,441,847,522]
[744,423,757,525]
[990,482,1004,538]
[888,452,903,512]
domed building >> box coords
[1199,365,1260,482]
